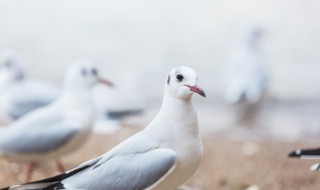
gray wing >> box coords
[8,100,55,120]
[0,119,80,153]
[62,149,176,190]
[105,109,143,120]
[7,80,61,119]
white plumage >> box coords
[224,26,269,123]
[5,66,206,190]
[225,26,268,104]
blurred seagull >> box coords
[0,60,113,182]
[0,50,61,123]
[288,147,320,171]
[3,66,205,190]
[93,109,144,134]
[224,25,269,123]
[104,109,143,120]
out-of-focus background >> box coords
[0,0,320,189]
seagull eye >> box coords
[176,73,184,82]
[92,68,98,76]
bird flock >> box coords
[0,49,206,189]
[0,25,318,190]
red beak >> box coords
[185,85,206,97]
[98,78,114,87]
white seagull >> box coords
[0,50,61,124]
[0,61,113,182]
[224,25,269,123]
[3,66,206,190]
[288,147,320,171]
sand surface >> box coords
[0,128,319,190]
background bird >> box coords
[288,147,320,171]
[0,50,61,124]
[2,66,206,190]
[224,25,269,125]
[0,61,113,182]
[93,108,144,134]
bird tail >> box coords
[288,148,320,159]
[1,161,91,190]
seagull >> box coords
[288,147,320,171]
[0,60,113,182]
[3,66,206,190]
[0,50,61,124]
[224,25,269,123]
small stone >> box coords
[246,185,260,190]
[241,142,259,156]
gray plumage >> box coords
[0,110,79,153]
[63,149,175,189]
[4,133,176,190]
[105,109,143,120]
[7,94,59,120]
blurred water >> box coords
[0,0,320,139]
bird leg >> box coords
[55,159,65,173]
[25,163,36,182]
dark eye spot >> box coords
[167,75,170,85]
[81,68,87,76]
[92,68,98,76]
[176,73,183,82]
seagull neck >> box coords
[65,80,90,93]
[147,92,198,135]
[161,93,193,112]
[62,88,95,122]
[157,94,197,122]
[64,87,93,102]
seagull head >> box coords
[65,60,113,92]
[243,24,263,46]
[0,49,25,82]
[165,66,206,100]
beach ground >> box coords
[0,125,319,190]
